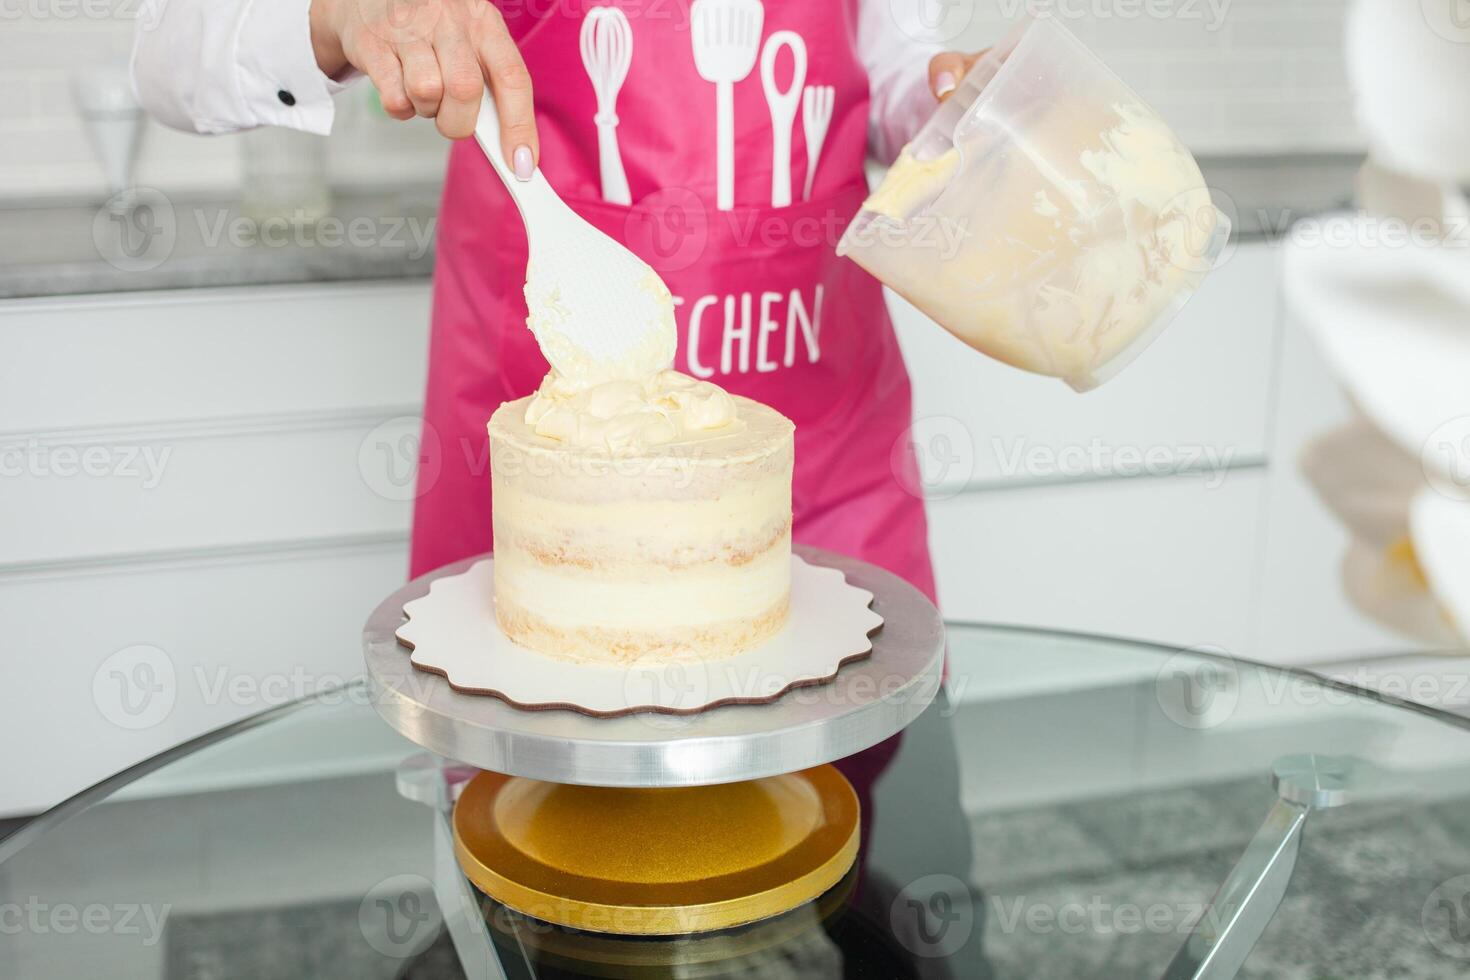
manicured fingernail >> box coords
[935,72,958,98]
[513,145,534,181]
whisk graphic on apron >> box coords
[579,6,633,205]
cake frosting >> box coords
[523,369,741,454]
[489,261,795,664]
[523,264,678,387]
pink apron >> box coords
[411,0,935,606]
[410,0,936,872]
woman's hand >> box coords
[309,0,538,174]
[927,51,987,101]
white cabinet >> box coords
[0,282,430,817]
[889,244,1280,491]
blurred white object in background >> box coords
[1346,0,1470,186]
[1286,3,1470,657]
[1301,415,1461,645]
[70,69,144,211]
[1284,173,1470,649]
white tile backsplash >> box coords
[0,0,1360,202]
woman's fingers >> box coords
[928,50,984,100]
[399,39,444,117]
[432,17,481,138]
[352,37,414,119]
[336,0,537,154]
[475,14,538,178]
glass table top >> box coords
[4,624,1470,980]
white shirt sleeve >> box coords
[856,0,944,164]
[131,0,355,135]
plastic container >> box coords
[837,17,1230,391]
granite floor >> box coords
[148,775,1470,979]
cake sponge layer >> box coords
[488,393,795,664]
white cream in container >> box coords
[838,17,1230,391]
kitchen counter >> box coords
[0,184,442,300]
[0,154,1360,300]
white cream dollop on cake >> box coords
[489,370,794,664]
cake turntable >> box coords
[363,544,944,972]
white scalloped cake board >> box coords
[395,556,884,717]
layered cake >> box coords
[489,370,794,664]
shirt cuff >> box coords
[235,0,345,134]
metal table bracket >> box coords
[396,753,509,980]
[1161,754,1359,980]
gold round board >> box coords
[478,869,857,975]
[452,765,860,936]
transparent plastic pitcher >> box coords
[838,17,1230,391]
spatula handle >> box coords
[473,89,561,230]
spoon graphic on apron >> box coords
[760,31,807,208]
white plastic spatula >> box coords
[473,90,675,383]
